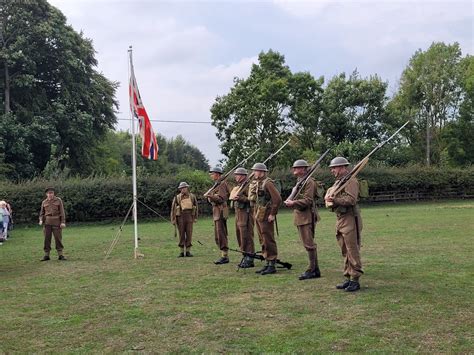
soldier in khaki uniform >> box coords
[284,159,322,280]
[325,157,363,292]
[206,166,230,265]
[170,182,198,257]
[249,163,282,275]
[39,187,66,261]
[229,167,255,268]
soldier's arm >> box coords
[59,198,66,224]
[291,180,315,209]
[207,183,228,204]
[170,197,177,223]
[193,194,198,219]
[39,201,45,223]
[333,179,359,206]
[236,187,250,203]
[266,182,282,215]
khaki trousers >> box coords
[177,210,193,248]
[235,208,255,254]
[336,213,363,278]
[214,219,228,252]
[255,219,277,261]
[43,224,64,255]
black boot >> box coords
[336,278,351,289]
[240,256,255,269]
[255,261,269,274]
[261,260,276,275]
[299,267,321,280]
[40,255,50,261]
[185,251,193,257]
[178,252,185,258]
[58,255,67,261]
[345,280,361,292]
[214,256,229,265]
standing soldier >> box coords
[206,166,230,264]
[39,187,67,261]
[229,167,255,268]
[284,159,322,280]
[249,163,282,275]
[170,181,198,257]
[325,157,363,292]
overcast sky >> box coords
[48,0,473,165]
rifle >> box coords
[326,121,409,206]
[233,138,292,198]
[203,147,260,197]
[285,148,331,202]
[228,248,293,270]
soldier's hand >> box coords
[268,214,275,222]
[284,200,294,207]
[60,223,66,229]
[39,220,43,226]
[325,197,334,203]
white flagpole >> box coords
[128,45,139,259]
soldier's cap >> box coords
[178,181,190,189]
[234,167,248,175]
[45,187,55,193]
[292,159,310,168]
[251,162,268,172]
[329,156,350,167]
[209,166,224,174]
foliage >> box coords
[0,0,118,179]
[1,166,473,223]
[388,42,467,166]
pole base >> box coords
[134,249,144,259]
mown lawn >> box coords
[0,200,473,353]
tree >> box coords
[211,50,318,169]
[0,0,118,179]
[393,42,465,166]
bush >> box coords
[1,166,473,224]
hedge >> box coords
[1,166,473,224]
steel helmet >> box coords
[329,157,350,167]
[292,159,310,168]
[251,163,268,172]
[177,182,190,189]
[234,167,248,175]
[209,166,224,174]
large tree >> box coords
[0,0,118,179]
[211,50,322,169]
[391,42,465,166]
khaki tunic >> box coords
[170,192,198,248]
[254,178,282,261]
[232,183,255,254]
[39,197,66,255]
[292,178,320,251]
[327,178,363,278]
[207,181,230,251]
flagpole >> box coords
[128,45,139,259]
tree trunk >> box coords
[4,63,10,114]
[426,113,430,166]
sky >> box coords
[48,0,473,166]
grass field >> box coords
[0,200,473,353]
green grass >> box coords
[1,200,473,353]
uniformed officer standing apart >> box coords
[206,166,230,265]
[249,163,282,275]
[170,181,198,257]
[229,167,255,268]
[39,187,66,261]
[284,159,322,280]
[325,157,363,292]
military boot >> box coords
[40,255,50,261]
[255,261,269,274]
[345,279,361,292]
[240,256,255,269]
[214,253,229,264]
[336,278,351,289]
[261,260,276,275]
[58,255,67,261]
[185,251,193,257]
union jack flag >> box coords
[129,64,159,160]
